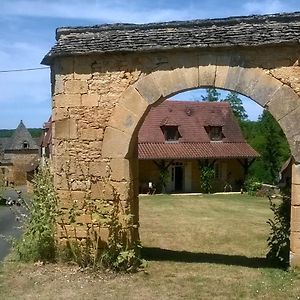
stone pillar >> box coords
[290,162,300,267]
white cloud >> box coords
[243,0,288,15]
[0,0,197,23]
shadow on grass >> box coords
[141,247,277,269]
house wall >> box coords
[9,151,39,185]
[139,158,246,193]
[51,45,300,265]
[138,160,160,193]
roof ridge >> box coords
[56,12,300,39]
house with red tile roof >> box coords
[138,100,259,193]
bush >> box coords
[15,161,57,262]
[200,165,215,193]
[244,177,262,196]
[266,195,290,267]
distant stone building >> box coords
[0,121,40,186]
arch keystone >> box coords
[198,54,217,87]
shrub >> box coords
[244,176,262,196]
[266,195,290,267]
[200,165,215,193]
[15,160,57,262]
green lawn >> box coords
[1,193,300,299]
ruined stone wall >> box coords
[52,45,300,257]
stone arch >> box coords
[103,63,300,162]
[102,61,300,266]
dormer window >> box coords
[206,126,223,141]
[161,126,181,142]
[23,141,29,149]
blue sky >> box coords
[1,0,300,129]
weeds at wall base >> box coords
[12,160,145,273]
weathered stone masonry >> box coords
[43,12,300,266]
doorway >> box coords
[174,165,184,192]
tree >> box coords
[222,92,248,121]
[199,164,215,193]
[201,88,220,102]
[244,110,290,184]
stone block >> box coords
[88,227,109,243]
[290,138,300,163]
[292,163,300,185]
[151,70,177,98]
[55,118,77,139]
[290,231,300,252]
[81,94,99,107]
[90,180,114,200]
[214,54,236,89]
[53,107,69,121]
[110,158,130,182]
[89,161,109,178]
[65,80,88,94]
[58,224,87,239]
[108,104,139,135]
[248,73,282,108]
[102,127,131,158]
[158,68,198,97]
[76,214,92,224]
[54,75,64,95]
[134,75,162,104]
[292,184,300,205]
[70,180,90,191]
[118,86,149,118]
[151,69,197,98]
[198,54,217,87]
[267,85,300,121]
[54,173,68,190]
[291,206,300,232]
[71,191,86,209]
[53,94,81,108]
[234,67,262,98]
[57,189,71,209]
[290,251,300,268]
[169,67,198,94]
[80,128,103,141]
[111,182,131,201]
[279,106,300,139]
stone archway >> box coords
[102,62,300,266]
[43,12,300,266]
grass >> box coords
[1,193,300,299]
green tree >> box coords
[244,110,290,184]
[222,92,248,121]
[201,88,220,102]
[199,165,215,193]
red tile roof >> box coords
[138,142,258,160]
[138,100,259,160]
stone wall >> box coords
[51,45,300,264]
[10,152,39,185]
